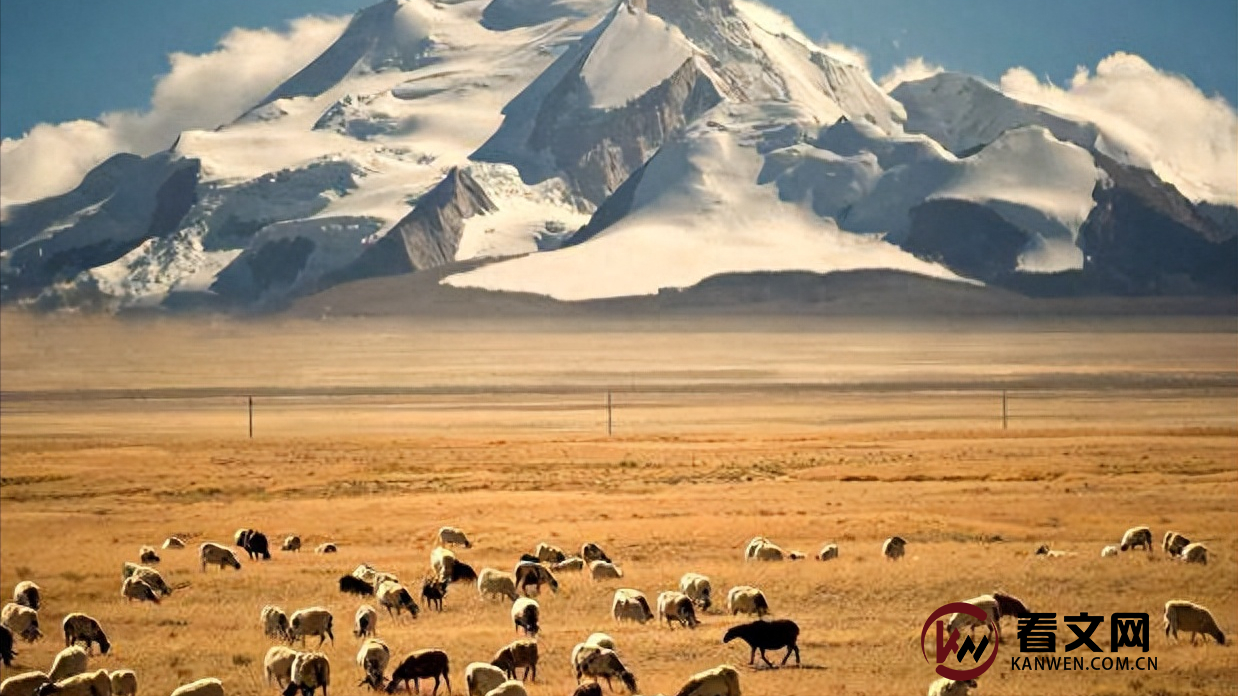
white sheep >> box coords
[1101,545,1119,558]
[352,565,381,585]
[125,565,171,596]
[551,557,586,573]
[120,577,159,604]
[465,663,506,696]
[679,573,713,611]
[535,543,567,563]
[585,633,616,650]
[612,589,654,624]
[288,607,335,647]
[744,536,770,561]
[47,646,88,683]
[477,569,518,602]
[511,597,540,636]
[883,536,907,560]
[61,615,109,656]
[752,541,785,562]
[376,581,418,619]
[437,526,472,549]
[570,634,617,681]
[31,669,110,696]
[927,677,978,696]
[674,664,741,696]
[281,536,302,552]
[169,677,225,696]
[578,649,637,694]
[356,638,390,690]
[430,547,458,583]
[1164,600,1225,645]
[261,605,290,642]
[1162,531,1190,556]
[1180,542,1208,565]
[354,605,379,638]
[817,544,839,561]
[0,671,49,696]
[162,537,186,550]
[2,603,43,642]
[264,646,299,687]
[656,591,699,629]
[726,586,769,617]
[12,582,41,611]
[287,651,330,696]
[1120,526,1153,553]
[944,595,1000,637]
[199,542,241,572]
[590,560,623,581]
[107,671,136,696]
[314,543,338,554]
[483,680,528,696]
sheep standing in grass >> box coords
[657,591,699,629]
[283,651,330,696]
[817,544,839,561]
[62,615,109,656]
[33,668,111,696]
[744,536,770,561]
[162,537,185,550]
[927,677,978,696]
[139,546,161,565]
[553,557,586,573]
[581,543,611,564]
[289,608,335,648]
[612,589,654,624]
[477,569,519,602]
[492,639,538,681]
[376,581,418,620]
[385,650,450,696]
[753,542,785,561]
[431,547,459,583]
[1,671,50,696]
[123,564,171,597]
[242,531,271,561]
[726,586,769,617]
[357,638,390,691]
[883,536,907,560]
[514,562,559,596]
[437,527,473,549]
[120,577,159,604]
[13,583,41,611]
[1120,526,1153,553]
[1101,545,1119,558]
[169,677,224,696]
[1164,600,1225,645]
[679,573,712,611]
[421,579,448,612]
[465,663,506,696]
[262,606,291,642]
[265,646,300,687]
[355,605,379,638]
[282,536,302,552]
[484,681,528,696]
[512,598,540,636]
[673,664,741,696]
[107,671,136,696]
[2,604,42,642]
[535,543,567,564]
[315,543,338,554]
[946,592,1031,638]
[589,561,623,581]
[199,543,241,572]
[723,619,801,668]
[47,646,88,682]
[579,649,638,694]
[1,625,14,667]
[1181,543,1209,565]
[1163,531,1190,557]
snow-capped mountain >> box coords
[2,0,1234,312]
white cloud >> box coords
[0,15,347,208]
[879,57,944,93]
[1000,52,1238,205]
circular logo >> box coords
[921,602,1000,680]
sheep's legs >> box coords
[758,649,775,668]
[781,645,801,666]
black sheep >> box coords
[723,619,801,668]
[518,553,540,564]
[449,560,477,583]
[571,683,602,696]
[385,649,451,695]
[0,625,15,667]
[421,579,448,612]
[244,531,272,561]
[339,575,375,596]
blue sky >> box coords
[1,0,1234,140]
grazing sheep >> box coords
[162,537,186,550]
[242,531,271,561]
[47,646,88,683]
[431,547,459,583]
[120,577,159,604]
[385,650,450,696]
[512,598,540,636]
[483,681,527,696]
[586,633,616,650]
[578,649,637,694]
[1,625,14,667]
[339,575,375,597]
[1,672,49,696]
[1162,531,1190,557]
[1164,600,1225,645]
[679,573,712,611]
[1120,526,1153,553]
[552,557,586,573]
[61,615,109,656]
[751,541,784,561]
[13,582,41,611]
[514,562,559,596]
[589,561,623,581]
[355,605,379,639]
[139,546,161,565]
[262,606,291,642]
[477,569,519,602]
[581,543,611,564]
[673,664,741,696]
[927,677,978,696]
[535,543,567,564]
[282,651,329,696]
[883,536,907,560]
[657,591,699,629]
[571,644,603,682]
[357,638,390,691]
[726,586,769,617]
[571,685,602,696]
[33,669,111,696]
[1101,545,1119,558]
[422,579,448,612]
[199,543,241,572]
[437,527,473,549]
[376,581,418,620]
[946,592,1030,638]
[465,663,505,696]
[106,672,136,696]
[817,544,839,561]
[123,565,171,596]
[723,619,801,668]
[282,536,302,552]
[234,529,254,547]
[1181,543,1209,565]
[492,639,538,681]
[169,678,224,696]
[612,589,654,624]
[288,607,335,648]
[744,536,770,561]
[264,646,300,687]
[315,544,338,554]
[1,604,42,642]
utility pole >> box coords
[249,396,254,439]
[607,390,613,436]
[1002,390,1008,430]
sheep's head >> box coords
[96,633,111,655]
[620,670,638,694]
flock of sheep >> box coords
[0,522,1226,696]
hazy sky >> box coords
[1,0,1234,140]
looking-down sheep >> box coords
[612,589,654,624]
[282,536,302,552]
[514,562,558,596]
[199,543,241,572]
[2,604,42,643]
[385,650,450,696]
[264,646,299,687]
[139,546,160,565]
[726,586,768,617]
[535,543,567,564]
[354,605,379,639]
[581,543,611,564]
[492,639,538,681]
[357,638,390,690]
[552,557,586,573]
[122,564,171,596]
[61,615,109,655]
[477,569,519,602]
[262,606,291,642]
[47,646,87,683]
[1164,600,1225,645]
[578,649,637,694]
[679,573,712,611]
[437,526,472,549]
[744,536,770,561]
[288,607,335,647]
[817,544,839,561]
[376,581,418,620]
[723,619,801,668]
[750,540,784,562]
[657,591,699,629]
[282,651,330,696]
[1162,531,1190,557]
[1180,543,1208,565]
[512,598,540,636]
[315,543,338,554]
[12,582,41,611]
[1120,526,1153,553]
[169,677,225,696]
[883,536,907,560]
[107,671,136,696]
[927,677,978,696]
[1101,545,1119,558]
[589,561,623,581]
[120,577,159,604]
[673,664,741,696]
[465,663,505,696]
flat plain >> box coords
[1,312,1235,696]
